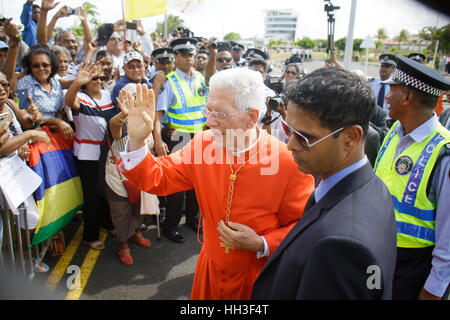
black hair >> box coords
[248,58,268,74]
[21,44,58,80]
[286,67,374,136]
[407,87,439,112]
[95,49,113,62]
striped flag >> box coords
[124,0,168,19]
[28,126,83,246]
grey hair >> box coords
[209,68,265,112]
[351,69,367,81]
[51,45,71,59]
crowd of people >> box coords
[0,0,449,300]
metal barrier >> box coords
[0,192,50,281]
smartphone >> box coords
[0,112,10,128]
[16,88,31,110]
[126,22,137,30]
[67,7,81,15]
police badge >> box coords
[395,155,414,175]
[198,87,205,96]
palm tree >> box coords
[376,28,388,42]
[155,14,184,38]
[396,29,410,46]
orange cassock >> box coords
[123,130,315,299]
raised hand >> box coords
[74,62,96,86]
[123,84,155,151]
[41,0,60,11]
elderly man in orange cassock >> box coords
[117,68,315,300]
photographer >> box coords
[261,79,299,143]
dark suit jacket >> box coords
[371,104,389,143]
[365,125,381,168]
[252,163,397,300]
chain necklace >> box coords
[220,128,267,253]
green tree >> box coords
[294,37,316,49]
[395,29,410,45]
[376,28,388,42]
[375,40,384,49]
[315,39,327,50]
[223,32,241,41]
[420,24,450,54]
[71,1,102,39]
[155,14,184,38]
[353,38,363,52]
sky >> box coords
[1,0,449,41]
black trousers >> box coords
[162,131,199,232]
[393,246,434,300]
[76,159,113,242]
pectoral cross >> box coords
[220,242,235,254]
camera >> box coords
[268,95,284,110]
[66,7,81,15]
[210,41,218,50]
[324,3,340,12]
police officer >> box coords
[150,48,175,79]
[370,53,396,125]
[408,52,426,64]
[229,41,246,67]
[154,37,207,243]
[373,55,450,300]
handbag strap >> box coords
[82,91,127,184]
[81,91,117,160]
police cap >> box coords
[153,47,174,63]
[243,48,269,61]
[383,54,450,97]
[379,53,396,67]
[408,53,426,64]
[170,37,198,54]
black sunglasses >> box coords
[217,57,232,63]
[92,76,107,81]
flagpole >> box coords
[121,0,128,51]
[164,13,168,39]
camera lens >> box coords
[210,41,218,49]
[268,97,281,110]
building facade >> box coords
[264,9,298,45]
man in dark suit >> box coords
[252,67,397,300]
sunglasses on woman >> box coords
[285,71,298,76]
[281,118,346,151]
[31,63,51,69]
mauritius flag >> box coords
[28,126,83,246]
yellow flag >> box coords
[124,0,168,19]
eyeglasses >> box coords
[285,71,298,76]
[0,82,10,89]
[200,106,249,120]
[126,64,143,70]
[31,63,51,69]
[109,37,122,42]
[92,76,106,81]
[281,118,346,151]
[217,57,232,63]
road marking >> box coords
[65,230,108,300]
[45,224,83,292]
